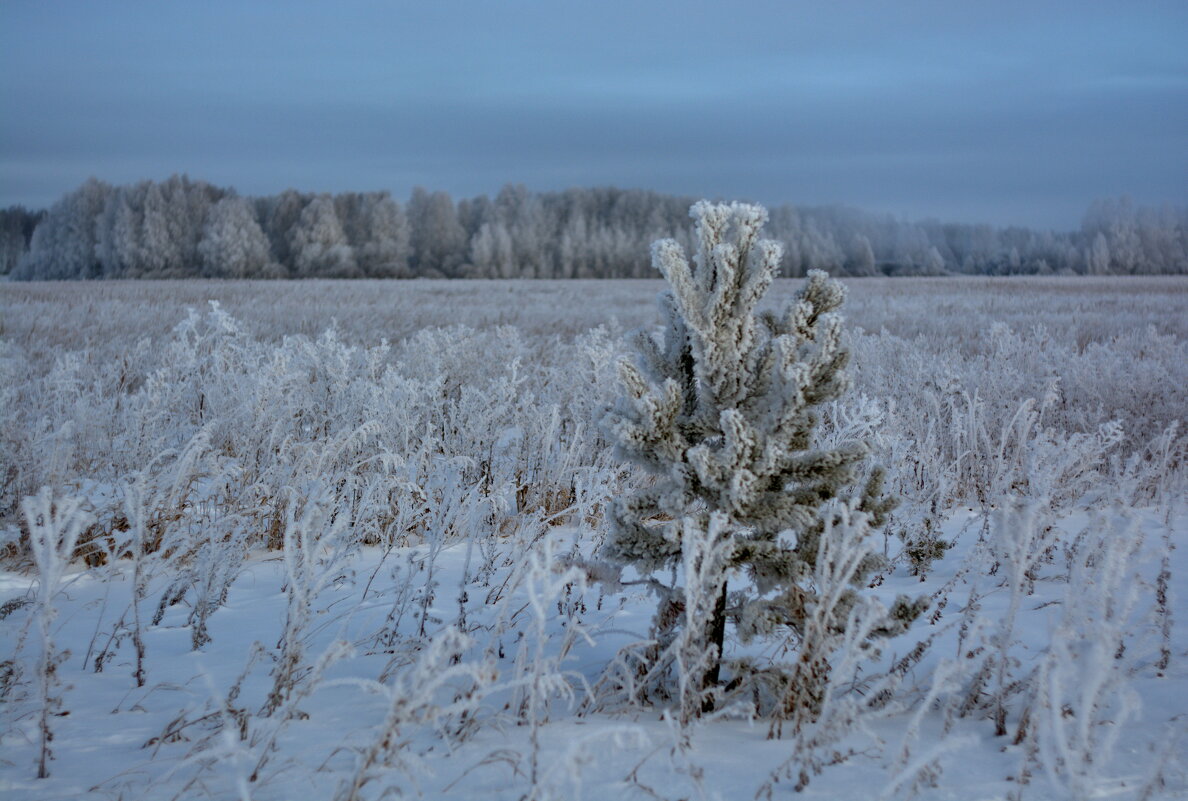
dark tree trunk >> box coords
[702,580,728,711]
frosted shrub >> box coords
[504,531,595,790]
[756,506,923,795]
[333,628,493,801]
[600,202,924,716]
[91,472,155,685]
[135,429,248,650]
[22,489,92,779]
[261,484,352,716]
[944,502,1184,801]
[1026,510,1151,799]
[986,502,1062,737]
[0,342,28,520]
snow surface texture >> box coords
[1,273,1186,800]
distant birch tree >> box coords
[198,196,275,278]
[291,194,358,278]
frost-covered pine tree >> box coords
[603,201,923,713]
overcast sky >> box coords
[2,1,1185,228]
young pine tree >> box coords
[602,201,923,715]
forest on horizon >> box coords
[3,175,1186,281]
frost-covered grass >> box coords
[1,277,1186,800]
[3,276,1187,352]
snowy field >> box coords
[2,276,1186,800]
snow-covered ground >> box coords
[2,505,1184,800]
[2,278,1185,799]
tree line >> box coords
[4,176,1186,279]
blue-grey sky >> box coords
[2,0,1186,228]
